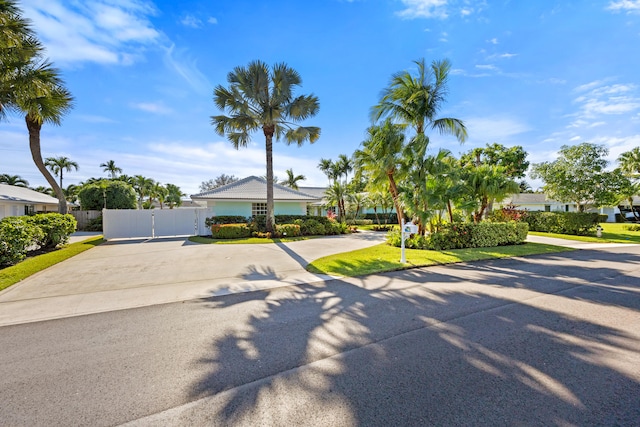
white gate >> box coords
[103,208,209,240]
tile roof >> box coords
[191,176,322,201]
[0,184,60,204]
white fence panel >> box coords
[103,208,209,240]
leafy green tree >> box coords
[212,60,320,233]
[460,143,529,179]
[45,155,78,192]
[531,143,625,212]
[354,119,407,225]
[280,168,306,190]
[150,182,168,209]
[461,164,520,223]
[133,175,154,209]
[367,190,394,224]
[165,183,185,209]
[100,160,122,179]
[77,180,136,210]
[0,173,28,186]
[63,183,79,203]
[199,174,239,192]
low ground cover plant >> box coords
[0,213,77,267]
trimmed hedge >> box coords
[345,219,373,226]
[0,213,77,266]
[387,221,528,250]
[78,180,136,210]
[210,224,252,239]
[523,212,604,235]
[205,215,348,238]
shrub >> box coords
[205,216,248,226]
[294,218,326,236]
[325,221,349,235]
[27,213,77,249]
[386,222,528,250]
[78,180,137,210]
[372,224,394,232]
[624,224,640,232]
[210,224,252,239]
[0,217,43,266]
[275,223,301,237]
[523,212,600,235]
[85,214,103,232]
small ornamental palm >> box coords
[211,60,320,233]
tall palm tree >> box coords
[354,119,407,225]
[212,60,320,233]
[280,168,306,190]
[317,158,335,184]
[150,182,168,209]
[618,147,640,177]
[100,159,122,179]
[133,175,154,209]
[0,173,28,186]
[165,183,185,209]
[371,58,467,143]
[324,181,347,222]
[45,155,78,192]
[1,2,74,213]
[336,154,353,183]
[462,164,520,223]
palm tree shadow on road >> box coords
[186,248,640,425]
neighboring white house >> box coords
[495,193,575,213]
[495,193,640,222]
[190,176,322,217]
[0,184,60,220]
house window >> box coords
[544,205,551,212]
[252,203,267,216]
[24,205,35,215]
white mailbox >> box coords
[403,221,418,234]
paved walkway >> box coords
[0,232,635,327]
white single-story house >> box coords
[190,176,322,217]
[496,193,640,222]
[495,193,575,213]
[0,184,60,220]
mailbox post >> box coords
[400,219,418,263]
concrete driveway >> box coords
[0,232,386,326]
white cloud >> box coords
[487,38,499,44]
[21,0,160,65]
[207,17,218,24]
[163,44,212,92]
[475,64,498,71]
[607,0,640,13]
[572,81,640,121]
[396,0,450,19]
[463,116,531,143]
[130,102,173,115]
[180,14,202,28]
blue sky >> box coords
[2,0,640,195]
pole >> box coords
[400,218,406,263]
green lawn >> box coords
[189,235,316,244]
[307,242,574,277]
[0,236,104,292]
[529,222,640,244]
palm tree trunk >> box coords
[264,129,275,234]
[387,172,404,226]
[447,200,454,223]
[26,115,67,214]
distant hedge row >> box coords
[522,212,607,236]
[206,215,349,239]
[387,222,528,250]
[0,213,77,266]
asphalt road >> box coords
[1,246,639,426]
